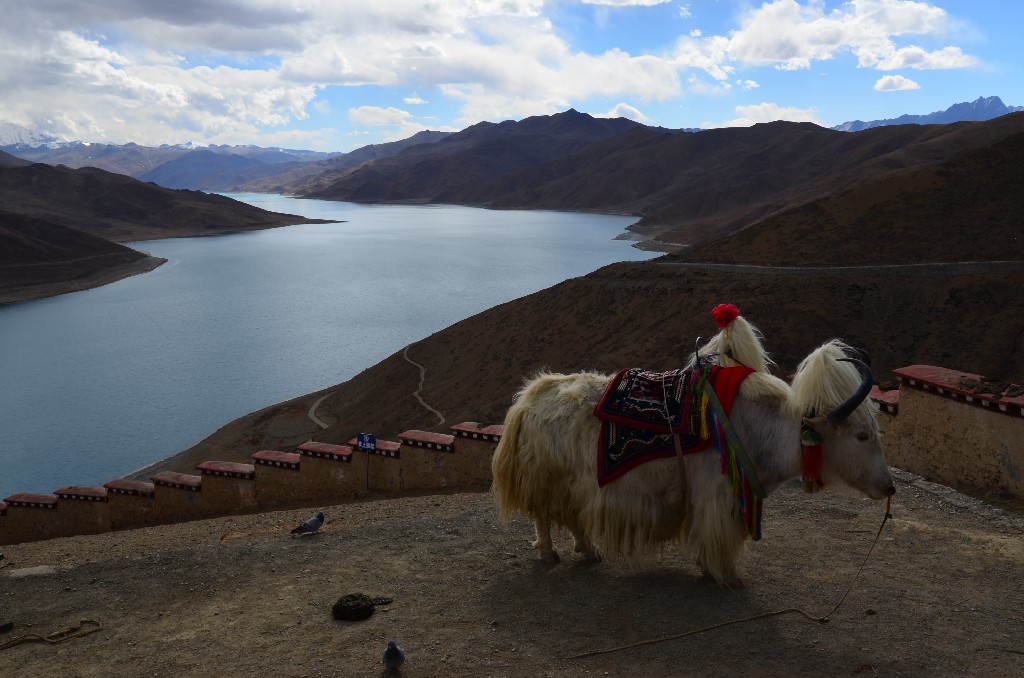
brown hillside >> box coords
[295,111,1024,248]
[301,110,641,202]
[0,211,141,267]
[0,163,330,243]
[643,113,1024,244]
[0,150,31,167]
[679,130,1024,265]
[0,211,165,304]
[478,115,1024,246]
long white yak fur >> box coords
[491,340,894,586]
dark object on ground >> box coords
[290,511,324,535]
[382,639,405,670]
[331,593,395,621]
[332,593,375,621]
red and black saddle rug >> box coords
[593,365,753,487]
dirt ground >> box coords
[2,468,1022,677]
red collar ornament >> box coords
[800,426,824,493]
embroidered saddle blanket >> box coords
[593,365,754,487]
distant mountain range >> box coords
[0,138,342,190]
[832,96,1023,132]
[2,97,1019,195]
[0,123,458,193]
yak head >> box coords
[791,342,896,500]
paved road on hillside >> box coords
[654,260,1024,277]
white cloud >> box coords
[599,103,650,122]
[874,74,920,91]
[672,34,734,81]
[349,106,413,127]
[436,39,683,125]
[719,102,822,127]
[0,0,980,146]
[870,45,975,70]
[686,73,731,96]
[725,0,977,72]
[345,104,460,142]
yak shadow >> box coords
[478,547,805,665]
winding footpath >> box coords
[403,346,446,426]
[307,391,335,430]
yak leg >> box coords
[531,518,561,564]
[688,475,748,588]
[569,526,602,562]
[692,513,746,588]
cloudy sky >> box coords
[1,0,1018,151]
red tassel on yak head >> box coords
[712,303,740,329]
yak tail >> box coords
[491,397,528,525]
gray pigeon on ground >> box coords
[290,511,324,535]
[382,639,405,670]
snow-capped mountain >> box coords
[833,96,1023,132]
[0,122,68,148]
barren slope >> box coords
[679,130,1024,265]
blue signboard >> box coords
[357,432,377,451]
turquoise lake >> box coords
[0,196,655,498]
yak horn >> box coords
[846,345,872,365]
[826,358,874,423]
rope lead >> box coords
[0,618,102,652]
[567,499,894,660]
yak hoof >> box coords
[539,549,561,565]
[702,569,745,589]
[573,544,602,562]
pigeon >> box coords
[382,640,405,671]
[290,511,325,535]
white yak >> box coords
[491,309,895,586]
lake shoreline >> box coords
[0,255,167,305]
